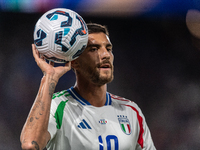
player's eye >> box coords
[107,47,112,52]
[90,47,98,52]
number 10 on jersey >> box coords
[98,135,119,150]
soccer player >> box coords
[20,23,156,150]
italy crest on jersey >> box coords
[118,115,132,135]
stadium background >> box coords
[1,0,200,149]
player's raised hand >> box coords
[32,44,71,83]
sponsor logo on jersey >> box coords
[77,119,92,129]
[99,119,107,125]
[118,115,131,135]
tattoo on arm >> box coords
[32,141,40,150]
[27,100,45,128]
[49,82,55,97]
[34,100,44,119]
[30,117,33,122]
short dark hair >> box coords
[87,23,109,36]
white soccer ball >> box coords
[33,8,88,63]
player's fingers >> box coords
[32,44,47,68]
[56,62,71,78]
[49,61,54,66]
[32,44,39,60]
[40,54,45,60]
[32,44,44,63]
[64,61,70,66]
[64,61,71,71]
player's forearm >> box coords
[20,74,57,150]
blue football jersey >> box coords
[46,87,156,150]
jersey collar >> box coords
[67,87,112,106]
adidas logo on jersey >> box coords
[77,119,92,129]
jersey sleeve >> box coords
[124,101,156,150]
[135,105,156,150]
[47,100,58,143]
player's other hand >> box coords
[32,44,71,83]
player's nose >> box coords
[99,47,110,60]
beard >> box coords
[91,66,114,86]
[77,60,114,86]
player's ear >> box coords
[71,59,79,69]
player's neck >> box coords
[74,82,107,107]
